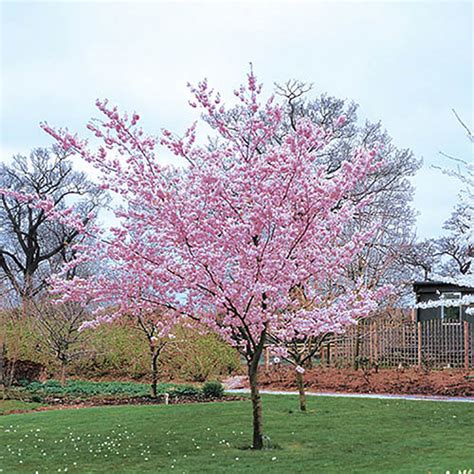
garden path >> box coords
[226,388,474,403]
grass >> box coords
[0,400,45,416]
[0,395,473,473]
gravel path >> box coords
[226,388,474,403]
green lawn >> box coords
[0,395,473,473]
[0,400,45,416]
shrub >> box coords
[20,379,205,399]
[168,385,201,397]
[163,328,241,382]
[354,355,370,370]
[2,313,241,382]
[202,381,224,399]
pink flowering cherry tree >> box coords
[46,208,181,398]
[53,264,178,399]
[269,282,390,411]
[35,70,383,449]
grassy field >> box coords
[0,400,45,416]
[0,395,473,473]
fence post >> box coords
[464,321,470,370]
[417,321,422,368]
[332,340,338,367]
[264,346,270,372]
[374,323,379,363]
[369,323,373,363]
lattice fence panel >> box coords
[327,318,473,369]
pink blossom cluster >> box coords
[272,284,391,343]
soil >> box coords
[228,367,474,397]
[3,394,245,415]
[43,393,244,406]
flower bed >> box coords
[255,366,474,397]
[6,379,242,412]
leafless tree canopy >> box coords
[404,110,473,284]
[437,203,472,276]
[32,299,91,372]
[0,146,107,302]
[398,239,441,281]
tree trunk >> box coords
[60,361,67,387]
[354,325,361,370]
[295,371,307,412]
[7,357,16,388]
[248,352,264,450]
[151,351,159,398]
[0,341,5,396]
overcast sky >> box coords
[1,0,472,238]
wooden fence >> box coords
[322,319,474,369]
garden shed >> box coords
[413,281,474,323]
[319,283,474,370]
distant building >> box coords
[413,281,474,323]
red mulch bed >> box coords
[256,367,474,397]
[4,394,244,415]
[41,394,243,407]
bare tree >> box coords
[398,239,441,281]
[0,147,106,385]
[434,109,473,285]
[130,310,170,398]
[0,146,106,301]
[438,203,472,276]
[32,298,91,385]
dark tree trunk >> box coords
[354,326,361,370]
[295,371,307,412]
[247,347,264,450]
[0,341,5,394]
[60,360,67,387]
[151,351,159,398]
